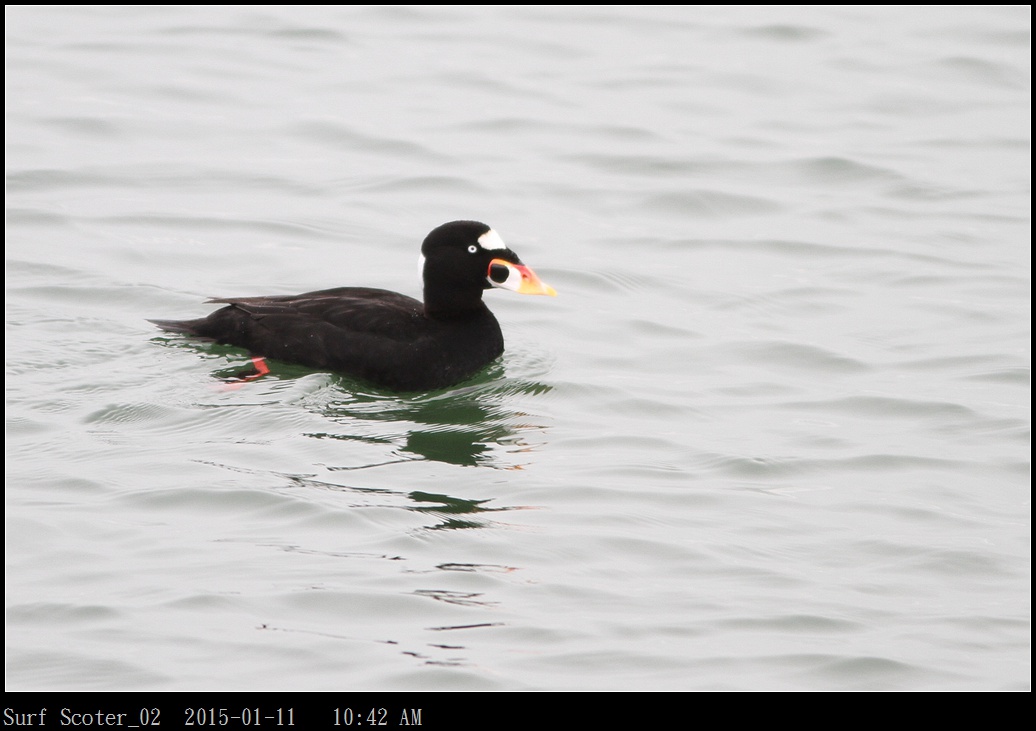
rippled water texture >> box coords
[5,6,1030,690]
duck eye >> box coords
[467,245,478,254]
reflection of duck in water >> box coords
[151,221,555,391]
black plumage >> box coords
[150,220,555,391]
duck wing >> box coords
[206,287,426,341]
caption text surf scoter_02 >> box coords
[149,220,556,391]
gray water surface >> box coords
[5,5,1030,691]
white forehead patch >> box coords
[478,229,507,251]
[418,253,425,281]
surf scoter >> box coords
[150,220,555,391]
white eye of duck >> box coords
[467,244,478,254]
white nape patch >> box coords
[418,254,426,282]
[478,229,507,251]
